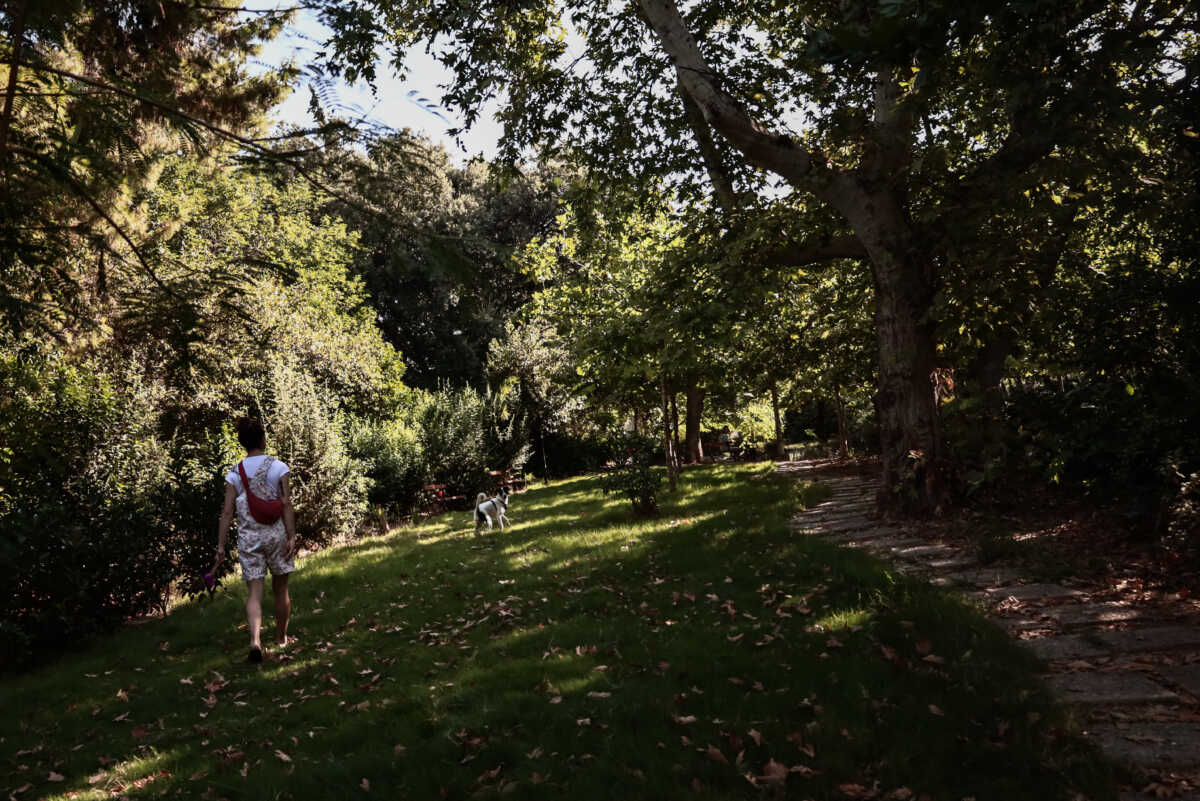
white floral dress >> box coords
[235,456,294,581]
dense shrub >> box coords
[2,492,176,668]
[482,378,533,476]
[349,418,427,519]
[265,362,370,545]
[999,378,1199,521]
[416,387,491,498]
[152,434,241,597]
[0,353,177,666]
[1164,472,1200,569]
[599,432,663,517]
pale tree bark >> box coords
[661,375,678,490]
[677,79,738,213]
[834,385,849,460]
[637,0,825,188]
[670,389,681,461]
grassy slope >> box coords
[3,464,1114,800]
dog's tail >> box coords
[475,493,488,527]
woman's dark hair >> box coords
[236,418,267,451]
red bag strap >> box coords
[238,460,257,501]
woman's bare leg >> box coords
[246,578,265,649]
[273,574,291,645]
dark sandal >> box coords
[247,646,263,664]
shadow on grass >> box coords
[4,465,1117,801]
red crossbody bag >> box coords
[238,459,284,525]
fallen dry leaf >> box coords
[759,759,788,786]
[274,750,292,763]
[928,705,945,717]
[47,772,65,782]
[747,728,763,746]
[360,777,370,791]
[705,744,729,764]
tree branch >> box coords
[764,234,867,268]
[10,146,177,297]
[636,0,828,190]
[677,78,738,212]
[866,63,916,178]
[16,61,386,221]
[0,0,29,167]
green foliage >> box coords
[265,362,369,546]
[1165,473,1200,569]
[311,132,568,388]
[0,350,185,664]
[349,417,427,519]
[0,0,297,336]
[599,432,663,517]
[416,387,491,499]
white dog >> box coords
[474,487,511,536]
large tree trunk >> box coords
[770,383,785,460]
[867,241,947,514]
[684,381,705,463]
[821,180,948,514]
[833,385,849,460]
[638,0,946,513]
[0,0,29,165]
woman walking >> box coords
[213,418,297,663]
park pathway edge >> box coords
[777,459,1200,801]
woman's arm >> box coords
[214,483,236,572]
[280,474,297,559]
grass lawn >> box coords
[4,464,1115,800]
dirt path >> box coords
[779,459,1200,801]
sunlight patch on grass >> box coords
[47,748,181,801]
[814,608,874,631]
